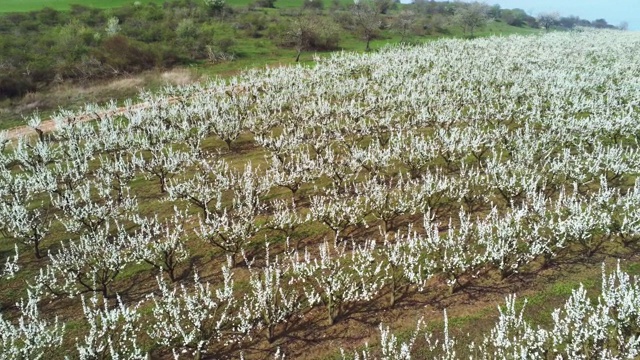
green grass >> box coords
[0,0,165,13]
[0,0,351,12]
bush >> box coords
[334,10,355,30]
[70,5,106,27]
[254,0,276,9]
[36,7,63,27]
[309,18,341,50]
[236,12,270,38]
[94,35,157,74]
[277,16,341,51]
[205,0,225,12]
[0,75,36,100]
[154,44,183,68]
[374,0,395,14]
[302,0,324,11]
[500,8,530,27]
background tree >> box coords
[302,0,323,11]
[288,14,316,62]
[392,9,418,43]
[500,8,530,27]
[537,12,560,30]
[487,4,501,20]
[593,18,612,29]
[374,0,395,15]
[351,0,381,51]
[204,0,226,16]
[455,2,488,37]
[558,15,580,29]
[254,0,276,9]
[279,12,340,62]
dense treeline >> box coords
[0,0,619,100]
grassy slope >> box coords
[0,0,165,13]
[0,0,344,12]
[0,0,540,130]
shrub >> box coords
[94,35,157,74]
[277,16,341,52]
[302,0,324,11]
[254,0,276,9]
[0,75,36,100]
[236,12,270,38]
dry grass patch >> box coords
[0,68,204,130]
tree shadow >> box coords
[338,291,389,326]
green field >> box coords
[0,0,350,12]
[0,0,164,13]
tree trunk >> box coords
[160,175,167,194]
[35,128,45,143]
[542,252,555,269]
[500,266,514,281]
[229,252,238,268]
[383,218,393,235]
[328,310,336,325]
[295,49,302,62]
[267,324,275,343]
[168,266,176,282]
[34,239,42,259]
[327,298,338,325]
[287,183,299,196]
[389,274,396,308]
[448,276,461,295]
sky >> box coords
[488,0,639,30]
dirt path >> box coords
[3,95,180,141]
[5,124,41,140]
[2,82,248,142]
[5,106,128,140]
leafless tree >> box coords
[618,21,629,31]
[537,11,560,30]
[283,12,340,62]
[393,9,418,43]
[285,14,313,62]
[352,0,381,51]
[455,2,489,37]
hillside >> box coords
[0,0,541,130]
